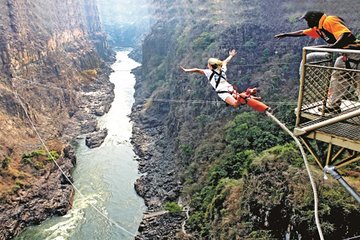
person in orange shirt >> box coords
[275,11,360,113]
[275,11,356,48]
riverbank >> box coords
[4,53,116,239]
[130,81,190,238]
[12,49,146,240]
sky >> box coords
[97,0,152,26]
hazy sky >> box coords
[97,0,151,26]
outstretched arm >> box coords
[222,49,237,66]
[180,66,205,75]
[321,32,356,48]
[274,30,305,39]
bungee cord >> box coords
[265,110,324,240]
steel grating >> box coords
[300,118,360,141]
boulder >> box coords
[85,128,108,148]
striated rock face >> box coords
[0,0,114,145]
[0,0,114,238]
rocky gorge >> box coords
[129,0,360,239]
[131,107,187,239]
[1,0,360,239]
[0,0,115,238]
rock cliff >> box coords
[0,0,113,238]
[131,0,360,239]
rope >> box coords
[12,76,297,106]
[344,235,360,240]
[265,110,324,240]
[11,88,137,238]
[140,98,298,108]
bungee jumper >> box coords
[181,49,268,112]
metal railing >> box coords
[295,47,360,151]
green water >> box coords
[15,49,146,240]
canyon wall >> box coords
[0,0,114,238]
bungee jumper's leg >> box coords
[236,88,269,112]
[246,98,269,112]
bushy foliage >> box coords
[192,32,215,51]
[208,150,255,184]
[21,149,60,170]
[1,157,10,169]
[164,202,182,214]
[188,142,360,239]
[224,112,289,153]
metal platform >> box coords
[300,100,360,123]
[294,46,360,204]
[295,47,360,152]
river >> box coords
[15,49,146,240]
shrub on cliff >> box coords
[82,69,98,77]
[187,142,360,239]
[1,157,10,169]
[224,112,289,153]
[164,202,182,214]
[21,149,60,171]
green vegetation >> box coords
[12,182,22,193]
[47,150,60,161]
[1,157,10,169]
[22,149,60,162]
[192,32,215,51]
[21,149,60,170]
[244,39,256,49]
[82,69,98,77]
[136,0,360,238]
[224,112,290,153]
[179,144,193,160]
[164,202,182,214]
[186,142,360,239]
[11,180,28,193]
